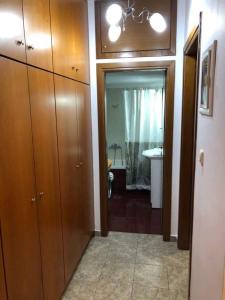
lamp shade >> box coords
[106,4,123,25]
[149,13,167,33]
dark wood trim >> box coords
[178,16,202,249]
[177,11,202,300]
[97,61,175,240]
[95,0,177,59]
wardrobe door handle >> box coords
[76,164,80,168]
[72,67,80,73]
[16,40,24,46]
[39,192,45,199]
[27,45,34,50]
[31,197,36,203]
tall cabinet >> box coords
[0,0,93,299]
[0,58,43,300]
[0,0,26,62]
[28,67,65,299]
[54,75,82,282]
[23,0,53,71]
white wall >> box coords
[184,1,225,299]
[88,0,186,235]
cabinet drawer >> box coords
[23,0,53,71]
[0,0,26,62]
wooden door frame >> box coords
[97,61,175,240]
[177,12,202,300]
[178,14,202,251]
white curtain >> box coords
[124,88,164,190]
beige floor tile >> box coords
[136,247,165,266]
[94,279,132,300]
[132,282,170,300]
[134,264,169,289]
[137,234,164,246]
[63,234,189,300]
[108,232,139,247]
[81,239,109,264]
[90,236,110,245]
[167,265,189,291]
[73,259,104,282]
[100,262,135,283]
[169,289,188,300]
[136,242,179,266]
[63,281,80,299]
[63,279,96,300]
[164,251,190,268]
[107,243,137,263]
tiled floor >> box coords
[109,191,162,234]
[63,232,189,300]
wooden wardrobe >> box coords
[0,0,94,299]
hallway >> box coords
[63,233,189,300]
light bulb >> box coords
[149,13,167,33]
[106,4,122,25]
[108,25,121,42]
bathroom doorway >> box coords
[97,61,175,240]
[106,70,165,234]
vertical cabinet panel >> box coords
[0,0,26,62]
[74,0,90,84]
[82,85,94,234]
[76,82,94,249]
[50,0,77,79]
[0,57,43,300]
[23,0,53,71]
[0,231,7,300]
[54,75,82,282]
[28,67,65,300]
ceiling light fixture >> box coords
[106,0,167,42]
[108,25,122,42]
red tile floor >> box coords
[108,190,162,234]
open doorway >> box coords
[97,61,175,240]
[105,70,166,234]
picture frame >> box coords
[200,40,217,116]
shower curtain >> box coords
[124,88,164,190]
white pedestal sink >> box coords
[142,148,163,208]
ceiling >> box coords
[105,69,166,89]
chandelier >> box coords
[105,1,167,42]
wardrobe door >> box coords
[0,0,26,62]
[74,0,90,84]
[28,67,65,300]
[76,82,94,249]
[55,75,82,282]
[0,57,43,300]
[50,0,77,79]
[0,230,7,300]
[23,0,53,71]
